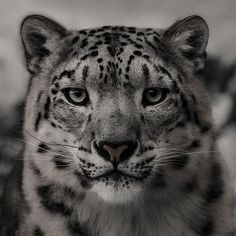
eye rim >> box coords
[62,87,89,106]
[142,87,169,106]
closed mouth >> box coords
[89,169,146,182]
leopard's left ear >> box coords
[21,15,67,74]
[162,15,209,71]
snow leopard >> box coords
[0,14,235,236]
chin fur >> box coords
[91,181,142,203]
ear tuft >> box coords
[163,15,209,70]
[21,15,66,74]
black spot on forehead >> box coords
[59,69,75,79]
[97,58,103,63]
[78,30,87,35]
[74,26,162,56]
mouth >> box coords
[99,170,138,181]
[84,169,143,182]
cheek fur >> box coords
[144,104,180,138]
[52,99,88,132]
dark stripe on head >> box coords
[87,114,91,123]
[37,91,43,103]
[172,80,180,94]
[145,39,158,51]
[44,97,51,120]
[142,64,150,83]
[60,70,75,79]
[50,121,57,128]
[35,112,42,131]
[37,185,72,216]
[81,54,89,60]
[140,114,146,124]
[153,35,160,43]
[82,65,89,83]
[91,50,99,57]
[142,54,150,62]
[133,50,142,56]
[37,143,50,153]
[34,227,45,236]
[128,55,135,65]
[159,65,172,78]
[72,35,79,44]
[180,93,190,118]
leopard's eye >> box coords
[63,88,89,106]
[143,88,169,106]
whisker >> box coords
[24,129,79,149]
[22,153,77,172]
[25,150,74,160]
[151,131,218,151]
[17,138,74,158]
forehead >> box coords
[72,25,164,62]
[53,26,174,89]
[76,25,161,50]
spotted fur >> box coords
[0,14,235,236]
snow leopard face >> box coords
[21,15,211,203]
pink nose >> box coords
[94,141,138,164]
[102,144,128,164]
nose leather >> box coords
[102,144,128,164]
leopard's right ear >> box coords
[21,15,67,74]
[162,15,209,71]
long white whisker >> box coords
[23,129,79,149]
[17,138,74,158]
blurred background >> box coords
[0,0,235,219]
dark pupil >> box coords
[148,89,157,97]
[72,90,82,97]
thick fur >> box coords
[0,15,235,236]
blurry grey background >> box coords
[0,0,236,216]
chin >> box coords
[90,174,143,204]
